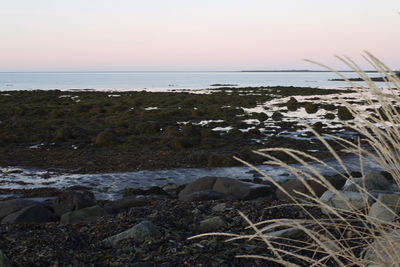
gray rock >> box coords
[368,193,400,222]
[212,177,272,200]
[123,187,169,198]
[60,205,108,224]
[363,229,400,266]
[103,220,160,246]
[103,196,151,214]
[344,172,393,192]
[0,199,42,220]
[341,178,362,191]
[162,183,179,193]
[180,190,231,201]
[179,177,272,201]
[320,190,373,214]
[1,204,57,224]
[178,177,218,199]
[364,172,393,191]
[198,216,227,232]
[276,176,346,202]
[264,227,305,240]
[53,191,96,216]
[212,203,232,212]
[0,250,12,267]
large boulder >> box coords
[122,186,169,198]
[60,205,108,224]
[180,190,231,202]
[212,177,272,200]
[0,199,42,220]
[319,190,373,215]
[178,177,218,199]
[1,204,57,224]
[364,172,393,191]
[103,220,160,247]
[276,176,346,202]
[53,191,96,216]
[103,196,153,214]
[179,177,272,201]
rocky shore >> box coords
[0,176,326,266]
[1,170,397,266]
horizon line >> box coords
[0,69,379,73]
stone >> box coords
[212,203,232,212]
[103,196,152,214]
[53,191,96,216]
[180,190,231,201]
[60,205,108,224]
[337,106,354,120]
[264,227,305,240]
[364,172,393,191]
[179,177,272,201]
[212,177,272,200]
[123,186,169,197]
[319,190,373,214]
[271,112,283,121]
[363,229,400,266]
[1,204,57,224]
[286,97,298,111]
[304,103,318,114]
[0,199,42,220]
[198,216,226,232]
[178,177,218,199]
[103,220,160,246]
[0,250,11,267]
[342,172,393,192]
[162,183,179,193]
[276,176,346,202]
[341,178,362,191]
[368,193,400,222]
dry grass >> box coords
[190,52,400,266]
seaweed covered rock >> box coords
[271,111,283,121]
[94,129,117,146]
[286,97,298,111]
[304,103,318,114]
[337,106,354,120]
[325,113,335,120]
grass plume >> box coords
[190,52,400,266]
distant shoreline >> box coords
[0,70,379,73]
[241,70,378,73]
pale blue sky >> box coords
[0,0,399,71]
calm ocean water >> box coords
[0,71,380,91]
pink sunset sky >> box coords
[0,0,399,71]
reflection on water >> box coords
[0,71,381,91]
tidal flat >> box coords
[0,86,361,173]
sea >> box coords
[0,71,381,91]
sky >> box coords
[0,0,399,71]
